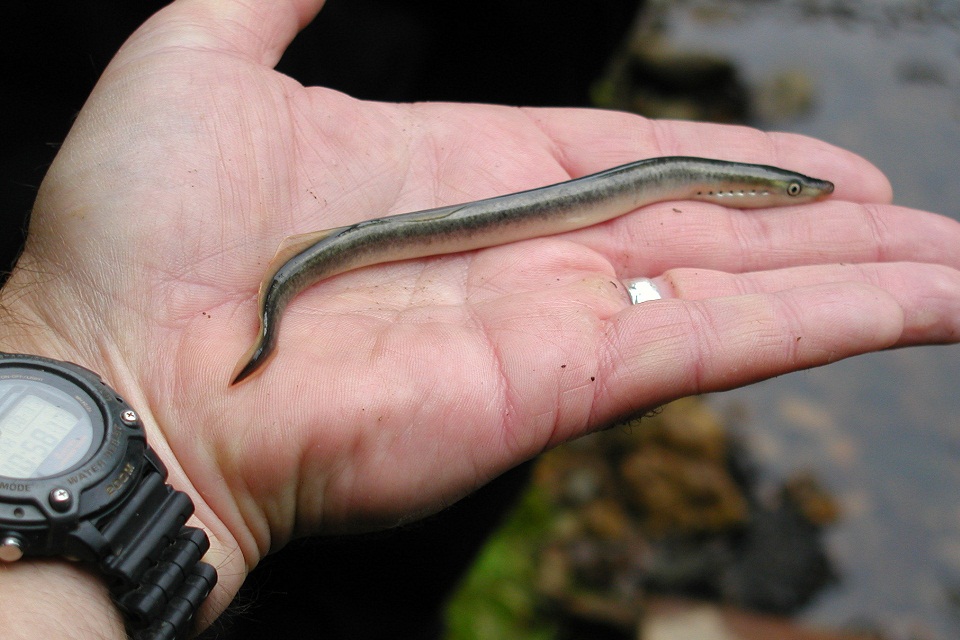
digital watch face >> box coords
[0,374,98,480]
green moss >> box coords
[444,486,558,640]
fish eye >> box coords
[787,181,803,197]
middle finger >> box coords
[573,201,960,276]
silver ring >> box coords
[624,277,662,304]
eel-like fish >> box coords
[231,156,834,384]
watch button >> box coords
[0,536,24,562]
[48,488,73,512]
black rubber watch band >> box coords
[0,354,218,638]
[98,469,217,640]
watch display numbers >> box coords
[0,381,94,479]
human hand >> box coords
[1,0,958,636]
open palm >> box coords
[4,0,959,630]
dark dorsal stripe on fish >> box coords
[231,156,834,385]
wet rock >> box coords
[641,602,736,640]
[593,38,750,123]
[536,397,843,632]
[719,502,836,614]
[643,598,886,640]
[621,447,748,536]
[754,70,817,124]
[782,472,840,527]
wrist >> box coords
[0,558,124,639]
[0,349,227,638]
[0,253,84,366]
[0,263,135,637]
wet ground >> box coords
[649,3,960,637]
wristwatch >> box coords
[0,353,217,639]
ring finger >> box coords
[636,261,960,346]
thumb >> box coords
[116,0,327,68]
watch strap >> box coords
[98,469,217,640]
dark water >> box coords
[648,1,960,637]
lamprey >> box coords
[231,156,834,384]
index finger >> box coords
[521,107,894,205]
